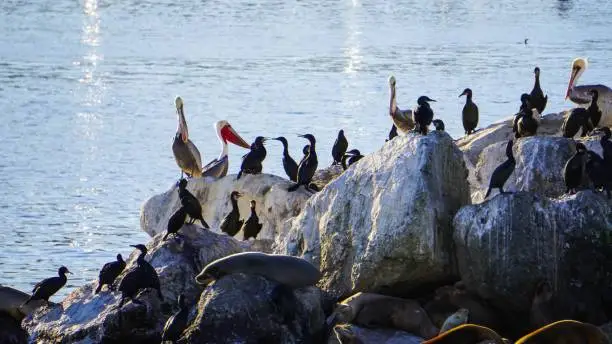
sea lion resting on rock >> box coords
[326,292,439,339]
[195,251,321,288]
[0,285,45,321]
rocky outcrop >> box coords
[456,111,610,203]
[469,136,576,203]
[312,164,345,190]
[329,325,422,344]
[456,111,566,168]
[276,131,470,299]
[140,174,311,239]
[23,226,243,343]
[182,273,326,343]
[453,191,612,326]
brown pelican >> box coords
[173,96,203,178]
[388,75,415,134]
[202,120,250,178]
[565,57,612,127]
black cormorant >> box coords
[288,134,318,192]
[237,136,267,179]
[530,67,548,114]
[95,255,126,294]
[220,191,243,237]
[562,107,593,138]
[331,130,348,165]
[25,266,71,305]
[163,206,188,241]
[118,244,163,307]
[271,137,298,182]
[242,200,263,240]
[563,142,587,194]
[459,88,478,135]
[413,96,436,135]
[484,140,516,199]
[177,179,209,228]
[432,119,445,131]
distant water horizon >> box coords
[1,0,611,298]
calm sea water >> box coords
[1,0,611,299]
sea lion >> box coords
[422,324,510,344]
[195,252,321,288]
[0,285,45,321]
[440,308,469,334]
[326,292,439,339]
[515,320,608,344]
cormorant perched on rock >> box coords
[413,96,436,135]
[271,137,298,182]
[242,200,263,240]
[95,254,126,294]
[585,150,610,198]
[288,134,318,192]
[118,244,163,307]
[163,206,188,241]
[237,136,267,179]
[432,119,445,131]
[24,266,71,305]
[530,67,548,114]
[513,94,538,138]
[563,142,587,194]
[484,140,516,199]
[177,179,209,229]
[341,149,364,170]
[161,294,189,344]
[562,107,594,138]
[220,191,243,237]
[331,130,348,165]
[386,125,398,142]
[459,88,478,135]
[587,89,602,127]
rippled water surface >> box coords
[1,0,611,298]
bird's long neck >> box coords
[250,206,257,218]
[177,109,188,140]
[59,271,67,281]
[231,197,239,211]
[137,251,146,264]
[341,155,348,170]
[466,93,472,103]
[218,132,228,160]
[534,74,541,89]
[390,85,397,116]
[281,142,289,157]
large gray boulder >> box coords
[23,226,243,343]
[182,273,326,343]
[276,131,470,299]
[453,191,612,324]
[140,174,311,239]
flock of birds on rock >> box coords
[12,57,612,343]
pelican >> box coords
[202,120,250,178]
[565,57,612,127]
[173,96,203,178]
[388,75,415,134]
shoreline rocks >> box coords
[140,174,311,239]
[276,131,470,299]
